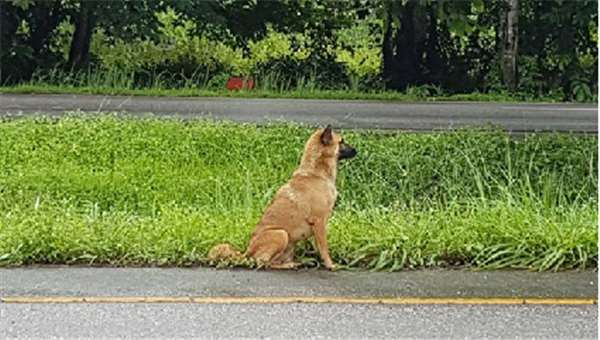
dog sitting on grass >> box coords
[208,125,357,270]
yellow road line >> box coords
[1,296,596,305]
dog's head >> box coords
[315,125,357,161]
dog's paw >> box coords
[324,262,336,271]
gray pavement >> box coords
[1,268,597,339]
[0,93,597,132]
[1,267,597,298]
[1,303,597,339]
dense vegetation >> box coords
[0,116,596,269]
[1,0,597,101]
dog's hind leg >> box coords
[270,244,300,269]
[245,229,289,266]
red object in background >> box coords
[226,77,254,90]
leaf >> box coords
[472,0,484,13]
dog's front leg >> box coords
[311,219,335,270]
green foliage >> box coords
[0,0,597,101]
[0,117,596,269]
[49,20,74,61]
[406,84,444,99]
[517,0,598,101]
[249,27,292,64]
[88,9,312,80]
[571,80,594,103]
[91,8,224,73]
[0,82,569,103]
[335,18,383,80]
[10,0,35,10]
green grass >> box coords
[0,83,563,103]
[0,67,568,102]
[0,115,596,270]
[2,67,588,102]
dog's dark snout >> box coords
[339,143,357,160]
[348,147,357,158]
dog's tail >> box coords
[207,243,245,264]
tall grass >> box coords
[0,68,566,102]
[0,116,596,269]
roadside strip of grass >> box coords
[0,115,596,270]
[1,201,595,270]
[0,84,566,103]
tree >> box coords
[382,0,455,90]
[382,0,429,90]
[0,0,596,99]
[500,0,519,90]
[67,0,165,70]
[0,0,66,82]
[67,1,96,69]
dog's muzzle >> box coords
[338,143,357,160]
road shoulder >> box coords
[1,267,596,301]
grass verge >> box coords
[0,115,596,270]
[0,83,565,103]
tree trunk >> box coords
[382,3,395,88]
[501,0,519,91]
[393,0,418,90]
[382,0,420,90]
[422,4,443,85]
[68,2,96,70]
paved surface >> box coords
[1,267,597,298]
[1,268,597,339]
[2,303,597,339]
[0,93,597,132]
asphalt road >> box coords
[1,268,597,339]
[2,303,596,339]
[1,267,596,298]
[0,93,597,132]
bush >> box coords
[86,8,379,91]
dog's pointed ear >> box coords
[320,125,333,145]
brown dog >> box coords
[208,125,356,270]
